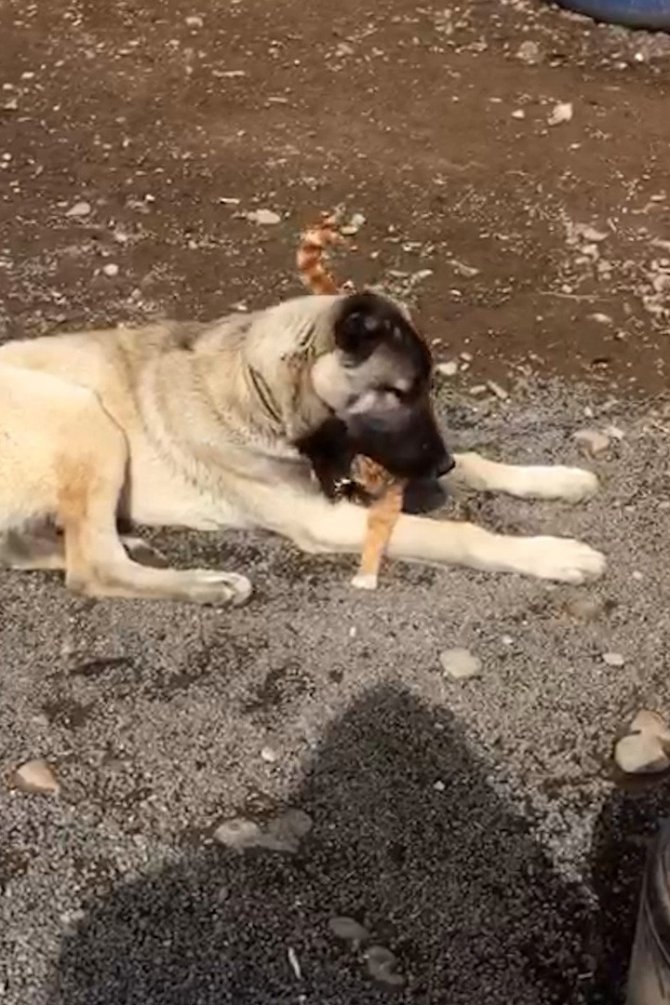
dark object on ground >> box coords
[627,818,670,1004]
[556,0,670,30]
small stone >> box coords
[260,746,279,763]
[604,424,625,441]
[12,759,60,795]
[185,14,204,27]
[548,101,573,126]
[588,312,613,325]
[102,263,119,277]
[440,647,482,680]
[287,947,302,980]
[602,652,625,668]
[631,709,670,740]
[329,916,370,942]
[511,109,526,119]
[365,946,404,987]
[340,212,366,236]
[433,780,446,792]
[246,208,281,225]
[436,360,458,377]
[487,380,509,401]
[516,40,541,64]
[214,817,263,850]
[632,570,644,581]
[615,733,670,775]
[573,429,610,457]
[259,808,313,853]
[581,226,608,243]
[65,200,92,218]
[469,384,487,397]
[565,596,605,622]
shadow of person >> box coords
[586,778,670,1005]
[52,686,596,1004]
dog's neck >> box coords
[147,296,340,477]
[195,294,343,446]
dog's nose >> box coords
[435,454,456,478]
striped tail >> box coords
[296,213,344,295]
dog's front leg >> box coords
[291,496,605,585]
[448,452,599,502]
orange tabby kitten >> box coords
[297,212,406,590]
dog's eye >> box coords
[379,385,406,402]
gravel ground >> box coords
[2,382,670,1004]
[2,0,670,1001]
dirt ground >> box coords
[1,0,670,1002]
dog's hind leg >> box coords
[448,452,598,503]
[286,494,605,584]
[0,526,167,571]
[0,366,251,605]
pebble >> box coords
[102,263,119,277]
[214,809,313,854]
[615,733,670,775]
[548,101,573,126]
[340,212,366,236]
[469,384,488,397]
[564,596,606,622]
[246,208,281,225]
[185,14,204,27]
[328,916,370,942]
[614,710,670,775]
[12,759,60,795]
[213,817,263,851]
[263,808,313,853]
[487,380,509,401]
[511,109,526,120]
[588,312,613,325]
[435,360,458,377]
[573,428,610,457]
[65,200,92,218]
[516,40,541,64]
[260,745,279,763]
[602,651,625,668]
[440,647,482,680]
[365,946,404,987]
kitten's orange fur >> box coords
[297,212,405,589]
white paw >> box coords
[189,570,253,606]
[513,466,599,502]
[516,536,605,584]
[351,571,379,590]
[541,467,599,502]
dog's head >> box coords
[310,292,453,481]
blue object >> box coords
[557,0,670,29]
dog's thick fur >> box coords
[0,291,605,605]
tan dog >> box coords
[0,293,605,604]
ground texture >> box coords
[1,0,670,1002]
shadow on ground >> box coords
[588,780,670,1005]
[46,685,636,1005]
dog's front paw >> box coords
[543,466,599,503]
[516,536,605,584]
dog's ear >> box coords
[333,292,391,357]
